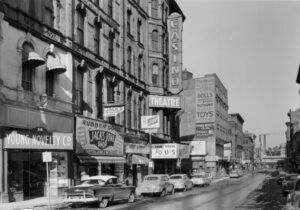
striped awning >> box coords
[132,154,150,165]
[46,54,66,74]
[78,155,126,164]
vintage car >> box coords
[229,170,240,178]
[283,174,298,197]
[64,175,136,208]
[190,173,212,187]
[136,174,175,197]
[286,175,300,210]
[169,174,193,191]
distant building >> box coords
[180,72,229,177]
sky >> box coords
[176,0,300,148]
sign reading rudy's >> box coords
[76,116,123,156]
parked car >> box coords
[169,174,193,191]
[136,174,175,197]
[63,175,136,208]
[286,175,300,210]
[190,173,212,187]
[236,169,243,177]
[283,174,298,197]
[229,170,240,178]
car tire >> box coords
[160,189,166,197]
[99,198,109,208]
[128,192,135,203]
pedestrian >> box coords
[80,171,90,180]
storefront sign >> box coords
[195,123,214,137]
[149,95,181,109]
[76,116,123,156]
[43,152,52,162]
[125,143,150,154]
[141,115,160,129]
[195,77,215,123]
[168,13,183,94]
[103,106,124,117]
[152,144,190,159]
[4,128,73,150]
[190,141,206,156]
[205,155,219,162]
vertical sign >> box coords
[195,77,215,134]
[168,13,183,94]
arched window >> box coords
[151,30,158,50]
[152,64,159,85]
[77,9,85,45]
[151,0,158,18]
[127,47,132,74]
[22,42,35,91]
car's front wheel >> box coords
[128,192,135,203]
[99,198,109,208]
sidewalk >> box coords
[0,196,64,210]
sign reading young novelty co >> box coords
[76,116,123,156]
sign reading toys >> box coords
[76,117,123,156]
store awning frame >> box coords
[78,155,126,164]
[22,51,45,68]
[46,54,66,74]
[131,154,150,165]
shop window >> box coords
[151,0,158,18]
[152,64,159,85]
[151,30,158,50]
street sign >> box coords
[42,152,52,162]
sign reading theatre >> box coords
[149,95,181,109]
[76,116,123,156]
[168,13,183,94]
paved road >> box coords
[60,173,266,210]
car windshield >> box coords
[286,175,297,181]
[80,179,105,185]
[145,176,159,181]
[170,176,183,179]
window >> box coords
[127,93,132,128]
[162,33,165,53]
[127,47,132,74]
[96,74,103,118]
[152,64,159,85]
[107,81,115,123]
[133,97,137,129]
[151,30,158,50]
[77,11,85,45]
[108,33,114,63]
[138,99,142,130]
[44,0,54,27]
[151,0,158,18]
[75,67,84,114]
[138,56,142,80]
[94,24,100,55]
[137,20,142,43]
[108,0,113,18]
[127,11,131,34]
[22,43,35,91]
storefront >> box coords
[125,143,150,186]
[2,127,73,202]
[75,116,125,182]
[151,143,191,175]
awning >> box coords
[22,51,45,67]
[78,155,126,164]
[46,54,66,74]
[132,154,150,165]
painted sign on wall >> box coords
[168,13,183,94]
[4,128,73,150]
[195,123,215,137]
[76,116,123,156]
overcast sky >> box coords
[176,0,300,147]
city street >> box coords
[53,172,281,210]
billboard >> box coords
[168,13,183,94]
[190,141,206,156]
[141,115,160,129]
[195,123,214,137]
[149,95,181,109]
[76,116,123,156]
[152,143,190,159]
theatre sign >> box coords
[149,95,181,109]
[168,12,183,94]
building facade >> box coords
[0,0,185,203]
[180,72,229,177]
[242,132,255,166]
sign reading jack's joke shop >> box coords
[76,116,123,156]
